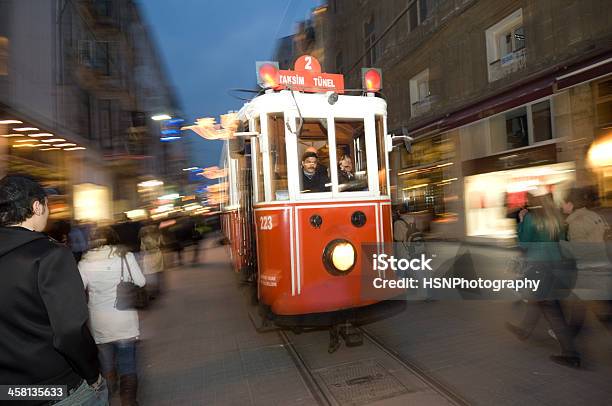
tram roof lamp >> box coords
[152,114,172,121]
[362,68,382,92]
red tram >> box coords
[200,56,403,340]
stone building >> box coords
[0,0,182,220]
[324,0,612,240]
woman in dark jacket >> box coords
[506,192,580,368]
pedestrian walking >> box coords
[0,175,107,405]
[79,227,146,405]
[560,187,612,326]
[505,191,581,368]
[139,224,165,299]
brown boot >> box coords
[119,374,139,406]
[103,371,117,402]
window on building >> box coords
[489,100,554,153]
[298,119,331,194]
[0,37,8,76]
[93,0,113,17]
[99,100,112,149]
[499,25,525,59]
[408,1,418,32]
[267,113,288,200]
[94,41,116,76]
[485,9,525,82]
[532,100,552,143]
[596,78,612,128]
[418,0,429,23]
[408,0,431,32]
[335,119,369,192]
[503,107,529,150]
[409,69,430,117]
[363,17,376,66]
[78,40,93,67]
[336,51,344,75]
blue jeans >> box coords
[54,379,108,406]
[97,340,137,376]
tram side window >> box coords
[267,113,289,200]
[334,119,369,192]
[375,115,388,195]
[298,119,331,194]
[254,118,265,203]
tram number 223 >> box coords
[259,216,273,231]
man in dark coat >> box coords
[301,151,330,193]
[0,176,107,405]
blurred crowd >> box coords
[0,175,218,406]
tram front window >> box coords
[335,119,369,192]
[298,119,331,193]
[267,113,289,200]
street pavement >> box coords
[136,237,316,406]
[134,237,612,405]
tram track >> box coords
[279,327,471,406]
[359,327,471,406]
[278,330,334,406]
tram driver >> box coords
[301,151,330,193]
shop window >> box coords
[267,113,288,200]
[596,78,612,128]
[335,119,369,192]
[489,101,553,153]
[485,9,526,82]
[464,162,575,238]
[0,36,8,76]
[490,106,528,151]
[375,116,388,195]
[410,69,430,117]
[298,119,331,194]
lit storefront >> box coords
[396,133,460,233]
[1,110,98,220]
[588,77,612,206]
[458,90,577,240]
[464,160,575,239]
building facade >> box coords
[325,0,612,240]
[0,0,182,220]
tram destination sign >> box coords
[257,55,345,93]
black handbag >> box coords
[115,254,148,310]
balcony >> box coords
[411,95,436,118]
[488,48,527,82]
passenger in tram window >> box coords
[338,154,368,192]
[301,151,330,193]
[338,155,355,184]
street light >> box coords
[151,114,172,121]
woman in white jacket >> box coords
[79,227,145,406]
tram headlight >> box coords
[323,239,356,275]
